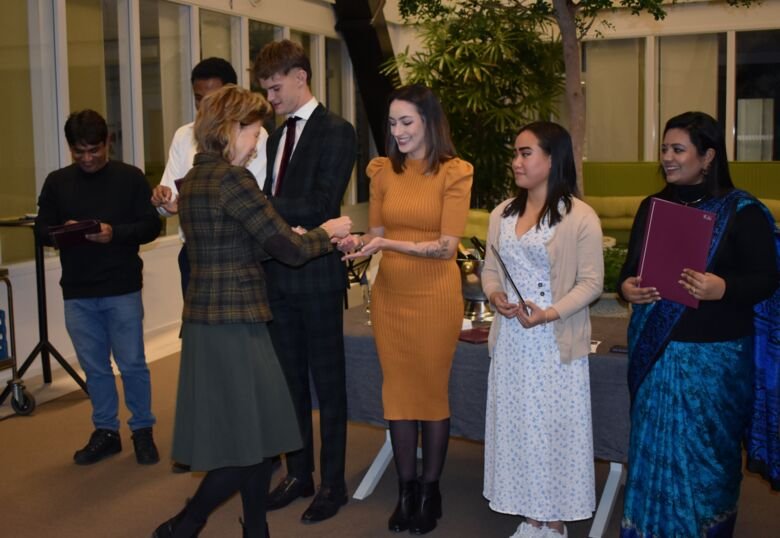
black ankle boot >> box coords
[409,481,441,535]
[239,518,270,538]
[388,480,419,532]
[152,502,204,538]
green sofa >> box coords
[583,161,780,245]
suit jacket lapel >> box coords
[278,105,326,192]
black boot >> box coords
[152,502,204,538]
[388,480,419,532]
[409,481,441,535]
[239,518,270,538]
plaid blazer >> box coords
[179,152,332,324]
[263,104,357,295]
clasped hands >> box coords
[620,269,725,304]
[337,234,382,260]
[489,292,551,329]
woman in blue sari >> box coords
[618,111,778,537]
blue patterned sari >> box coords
[621,190,780,537]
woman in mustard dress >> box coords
[341,84,472,535]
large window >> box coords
[583,38,644,161]
[139,0,190,234]
[735,30,780,161]
[0,1,37,263]
[325,37,344,117]
[658,34,724,132]
[66,0,122,161]
[200,9,237,66]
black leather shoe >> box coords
[73,429,121,465]
[300,486,348,524]
[266,475,315,511]
[388,480,418,532]
[152,502,204,538]
[171,461,191,474]
[240,518,270,538]
[409,481,442,535]
[132,427,160,465]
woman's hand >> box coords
[342,236,383,260]
[336,234,362,253]
[489,292,521,319]
[320,216,352,239]
[516,300,555,328]
[679,268,726,301]
[621,276,660,304]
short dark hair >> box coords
[252,39,312,86]
[191,57,238,85]
[386,84,456,175]
[64,109,108,147]
[661,111,733,196]
[503,121,577,228]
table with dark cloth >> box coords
[342,306,630,537]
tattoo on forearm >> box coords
[414,238,450,259]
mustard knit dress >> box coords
[368,156,473,420]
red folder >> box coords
[637,197,715,308]
[48,220,101,248]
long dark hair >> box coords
[502,121,577,228]
[660,111,734,197]
[386,84,456,175]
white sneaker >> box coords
[543,524,568,537]
[510,522,547,538]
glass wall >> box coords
[139,0,190,234]
[325,37,344,117]
[66,0,121,160]
[735,30,780,161]
[200,9,236,65]
[0,0,37,262]
[583,38,644,161]
[658,34,723,132]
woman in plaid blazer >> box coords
[154,85,351,538]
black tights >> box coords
[175,460,272,538]
[388,419,450,483]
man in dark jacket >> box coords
[35,109,162,466]
[253,40,357,524]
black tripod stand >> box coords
[0,219,87,406]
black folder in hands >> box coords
[489,245,529,314]
[48,220,101,248]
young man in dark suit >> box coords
[252,39,357,524]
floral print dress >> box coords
[483,213,595,522]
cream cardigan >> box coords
[481,196,604,363]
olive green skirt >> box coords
[171,322,301,471]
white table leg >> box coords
[353,430,394,499]
[352,429,423,500]
[588,462,625,538]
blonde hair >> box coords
[194,84,272,162]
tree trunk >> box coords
[552,0,585,195]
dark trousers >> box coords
[266,290,347,489]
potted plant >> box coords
[591,245,630,317]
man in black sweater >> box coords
[35,110,162,466]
